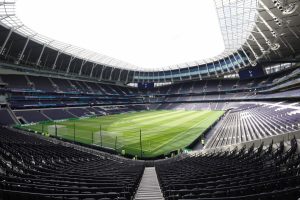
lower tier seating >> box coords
[156,139,300,200]
[15,110,49,123]
[0,127,144,200]
[0,109,16,125]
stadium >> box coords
[0,0,300,199]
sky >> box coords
[16,0,225,70]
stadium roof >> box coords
[0,0,255,71]
[0,0,299,78]
[16,0,225,70]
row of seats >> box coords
[1,74,134,95]
[156,139,300,200]
[156,102,236,111]
[206,104,300,149]
[0,109,16,126]
[2,64,299,97]
[142,66,300,95]
[13,105,146,124]
[0,127,144,200]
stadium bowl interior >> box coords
[0,0,300,199]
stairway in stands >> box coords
[134,167,164,200]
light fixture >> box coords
[272,0,298,15]
[283,3,298,15]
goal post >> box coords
[47,125,67,138]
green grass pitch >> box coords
[21,110,224,158]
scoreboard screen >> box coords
[238,66,265,80]
[138,82,154,89]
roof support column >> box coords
[89,63,97,77]
[162,69,166,83]
[66,56,76,74]
[25,48,32,64]
[36,44,46,67]
[4,40,13,59]
[152,70,155,83]
[205,62,210,77]
[99,66,106,81]
[196,64,201,80]
[138,71,142,83]
[118,69,123,82]
[125,70,130,83]
[132,71,136,83]
[43,53,49,68]
[245,41,258,59]
[145,72,149,83]
[222,58,230,72]
[79,59,88,76]
[187,65,192,80]
[251,33,265,55]
[109,67,115,81]
[52,51,62,70]
[211,61,218,77]
[0,28,13,55]
[53,45,71,70]
[228,54,238,71]
[217,60,224,73]
[178,67,182,81]
[230,54,240,69]
[236,51,247,67]
[241,47,256,66]
[169,69,174,83]
[17,37,30,63]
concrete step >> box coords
[134,167,164,200]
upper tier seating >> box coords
[51,78,76,92]
[27,76,56,92]
[84,82,104,94]
[156,139,300,200]
[1,75,31,89]
[1,74,135,95]
[69,80,92,93]
[0,127,144,200]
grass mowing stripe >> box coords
[152,111,223,153]
[111,111,202,144]
[134,111,210,143]
[139,112,217,155]
[149,111,213,152]
[114,110,197,131]
[22,110,224,158]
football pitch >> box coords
[20,110,224,158]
